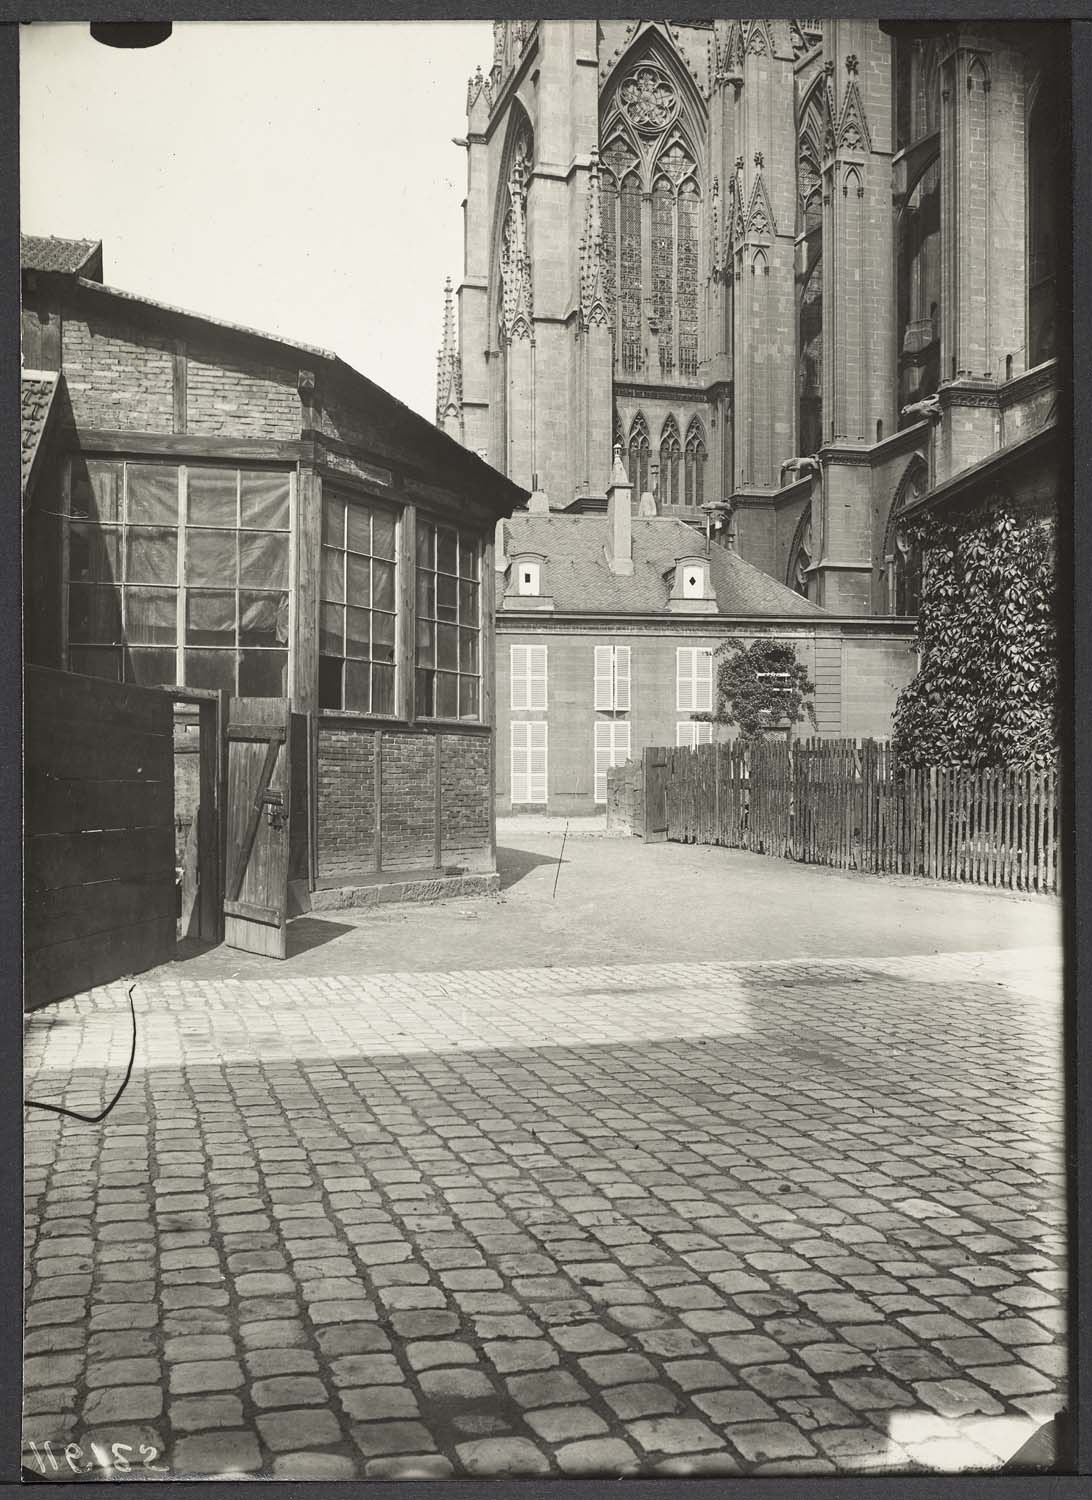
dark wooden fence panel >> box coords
[25,667,176,1009]
[654,736,1059,895]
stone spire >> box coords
[435,277,462,432]
[579,148,610,330]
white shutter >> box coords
[696,720,712,746]
[677,720,694,748]
[528,720,547,803]
[529,645,548,711]
[511,645,528,711]
[512,721,547,804]
[594,645,614,710]
[677,647,696,712]
[595,720,630,803]
[613,647,631,711]
[697,649,713,713]
[593,721,610,804]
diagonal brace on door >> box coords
[226,738,282,903]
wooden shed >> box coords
[22,236,527,966]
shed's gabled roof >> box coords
[21,370,60,502]
[21,234,103,280]
[499,513,826,617]
[20,235,528,521]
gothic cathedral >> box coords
[437,19,1065,618]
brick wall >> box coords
[61,314,175,432]
[186,343,300,439]
[381,733,436,870]
[316,725,376,879]
[440,734,492,868]
[315,722,494,881]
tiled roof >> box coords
[21,371,60,498]
[21,234,102,278]
[499,513,826,617]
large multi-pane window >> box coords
[415,519,481,721]
[319,492,397,714]
[66,458,291,696]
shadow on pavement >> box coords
[496,845,565,892]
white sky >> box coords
[20,20,492,421]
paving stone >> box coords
[709,1334,787,1365]
[603,1382,679,1419]
[483,1338,558,1373]
[626,1416,722,1454]
[390,1310,460,1339]
[912,1379,1005,1418]
[742,1363,822,1399]
[168,1360,244,1395]
[418,1368,497,1401]
[272,1452,359,1479]
[172,1429,263,1475]
[968,1363,1055,1396]
[693,1388,777,1424]
[364,1454,454,1479]
[524,1405,608,1443]
[82,1385,163,1425]
[257,1407,343,1453]
[551,1321,625,1354]
[798,1343,875,1375]
[455,1437,550,1475]
[507,1369,589,1407]
[829,1375,916,1411]
[556,1437,641,1474]
[341,1386,420,1421]
[316,1324,390,1357]
[169,1395,245,1431]
[725,1422,818,1463]
[579,1352,658,1386]
[252,1374,328,1408]
[352,1420,436,1457]
[663,1357,738,1392]
[405,1339,476,1371]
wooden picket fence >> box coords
[658,738,1060,894]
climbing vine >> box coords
[891,495,1057,768]
[708,638,817,741]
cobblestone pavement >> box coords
[24,939,1065,1480]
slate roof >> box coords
[499,513,826,617]
[21,371,60,500]
[21,234,103,279]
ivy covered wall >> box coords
[891,494,1058,768]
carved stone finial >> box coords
[579,146,610,330]
[753,150,764,170]
[735,155,745,172]
[846,53,859,75]
[824,59,835,76]
[436,278,462,427]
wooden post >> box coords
[374,730,383,873]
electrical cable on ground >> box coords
[24,983,138,1124]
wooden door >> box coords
[644,745,669,842]
[224,697,290,958]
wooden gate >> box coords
[643,745,669,842]
[224,698,290,958]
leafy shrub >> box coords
[709,638,818,741]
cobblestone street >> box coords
[23,834,1066,1479]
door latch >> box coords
[255,788,286,831]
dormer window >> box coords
[678,558,710,598]
[517,561,540,596]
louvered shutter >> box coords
[594,646,614,710]
[528,721,547,803]
[529,645,548,711]
[677,647,695,712]
[511,646,528,711]
[613,647,631,711]
[696,649,713,713]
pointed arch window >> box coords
[627,414,650,499]
[659,418,681,507]
[684,418,707,508]
[619,174,643,373]
[599,76,704,383]
[885,459,927,615]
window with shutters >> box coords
[511,720,547,804]
[677,719,713,748]
[594,720,631,804]
[594,644,631,711]
[677,646,713,713]
[510,643,548,711]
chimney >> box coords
[605,445,634,576]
